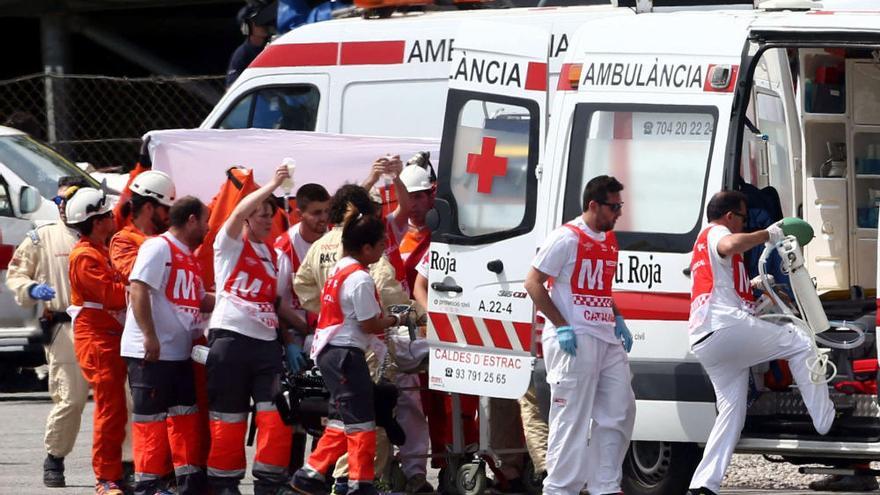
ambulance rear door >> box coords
[426,21,548,399]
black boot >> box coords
[43,454,65,488]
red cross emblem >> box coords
[466,136,508,194]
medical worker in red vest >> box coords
[290,203,401,495]
[206,165,298,495]
[686,191,834,495]
[274,183,331,353]
[524,175,635,495]
[121,196,213,495]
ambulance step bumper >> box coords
[748,391,880,418]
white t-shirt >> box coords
[121,233,204,361]
[415,250,429,279]
[532,217,618,345]
[209,225,283,341]
[688,224,754,345]
[326,257,383,351]
[275,223,314,312]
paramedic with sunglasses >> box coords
[524,175,635,495]
[686,191,834,495]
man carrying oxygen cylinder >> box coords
[686,191,835,495]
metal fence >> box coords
[0,73,227,170]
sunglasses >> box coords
[52,195,64,206]
[598,201,624,212]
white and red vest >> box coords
[221,234,279,331]
[162,235,204,333]
[385,218,409,295]
[689,225,756,332]
[563,224,618,332]
[310,261,379,359]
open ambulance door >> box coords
[426,21,549,399]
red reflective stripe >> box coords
[429,312,457,343]
[703,64,739,93]
[250,42,339,68]
[456,315,485,346]
[340,41,406,65]
[615,291,690,321]
[207,419,248,471]
[482,318,511,349]
[0,244,13,270]
[133,421,172,477]
[512,322,533,350]
[167,412,203,470]
[254,410,293,469]
[525,62,547,91]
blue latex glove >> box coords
[556,325,577,356]
[615,316,633,353]
[29,283,56,301]
[285,343,307,374]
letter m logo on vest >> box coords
[578,259,604,291]
[172,269,197,301]
[230,272,263,299]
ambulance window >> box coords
[0,178,12,217]
[217,85,320,131]
[565,104,717,252]
[755,92,793,216]
[448,99,535,237]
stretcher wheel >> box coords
[455,463,487,495]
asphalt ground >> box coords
[0,392,874,495]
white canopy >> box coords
[145,128,440,202]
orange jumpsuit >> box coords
[69,238,128,482]
[109,224,147,281]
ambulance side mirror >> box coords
[19,185,40,215]
[427,199,453,234]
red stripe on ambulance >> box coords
[340,41,406,65]
[429,312,457,343]
[250,42,339,67]
[525,62,548,91]
[615,291,690,321]
[456,315,485,346]
[483,318,512,349]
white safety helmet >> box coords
[399,165,433,193]
[129,170,176,207]
[65,187,113,225]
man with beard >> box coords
[274,182,331,372]
[524,175,635,495]
[110,171,177,280]
[121,196,214,495]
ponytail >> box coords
[341,202,385,255]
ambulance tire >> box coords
[455,462,487,495]
[621,441,701,495]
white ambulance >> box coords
[200,4,638,137]
[424,1,880,493]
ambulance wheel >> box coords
[621,441,701,495]
[455,463,487,495]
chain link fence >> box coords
[0,73,227,170]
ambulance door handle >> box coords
[682,267,691,278]
[487,259,504,274]
[431,282,463,293]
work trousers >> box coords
[126,358,206,495]
[689,318,835,493]
[395,373,429,479]
[489,399,527,482]
[206,329,293,494]
[44,321,89,458]
[74,332,128,482]
[543,333,635,495]
[305,346,377,489]
[518,383,548,474]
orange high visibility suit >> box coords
[109,224,148,282]
[69,237,128,482]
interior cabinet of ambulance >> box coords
[801,49,880,294]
